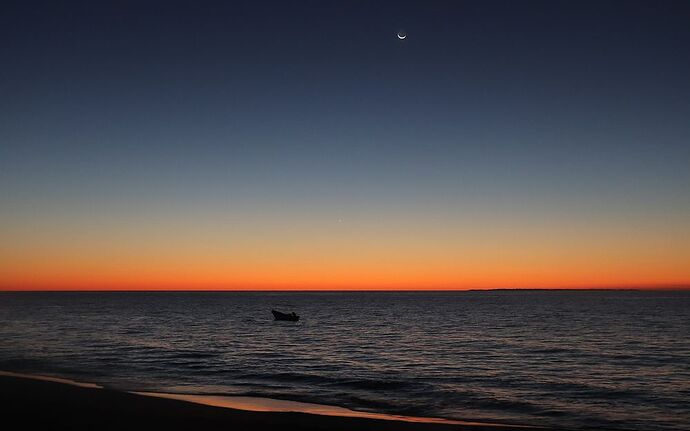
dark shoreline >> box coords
[0,374,554,431]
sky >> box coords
[1,0,689,290]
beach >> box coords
[0,373,550,431]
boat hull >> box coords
[271,309,299,321]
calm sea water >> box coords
[0,291,688,430]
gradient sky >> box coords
[1,0,689,290]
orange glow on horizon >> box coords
[2,204,688,291]
[2,246,689,291]
[4,276,690,290]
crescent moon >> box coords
[397,32,406,40]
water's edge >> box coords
[0,370,531,428]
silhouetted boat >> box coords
[272,309,299,321]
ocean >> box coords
[0,291,688,430]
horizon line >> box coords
[2,287,689,293]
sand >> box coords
[0,373,554,431]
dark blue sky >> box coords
[1,1,689,288]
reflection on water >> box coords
[0,370,102,389]
[0,291,689,430]
[134,391,523,427]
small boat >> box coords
[272,309,299,321]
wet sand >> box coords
[0,373,555,431]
